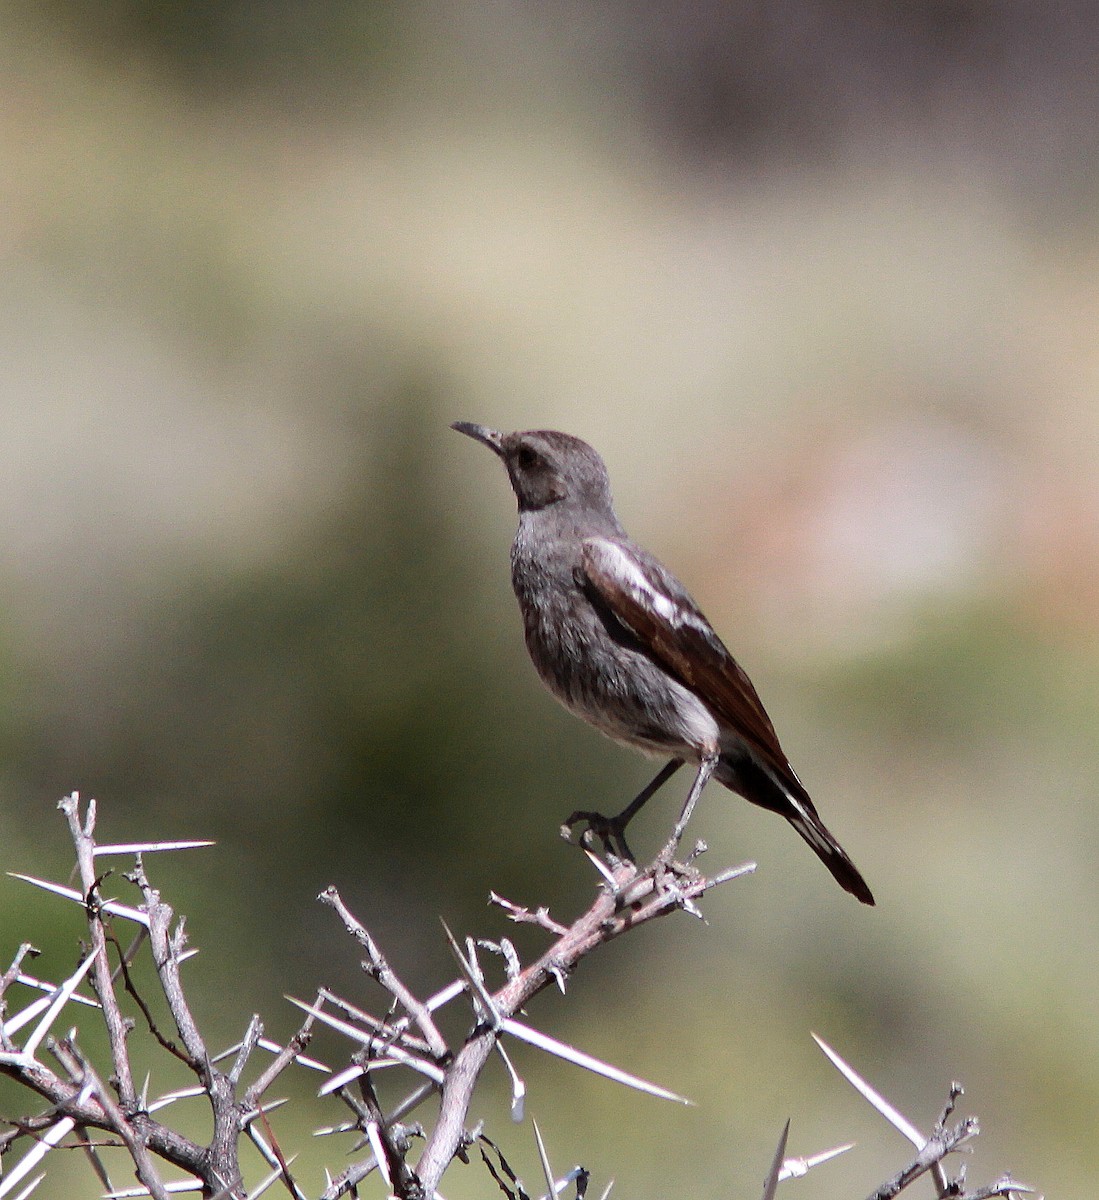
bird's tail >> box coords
[785,796,875,906]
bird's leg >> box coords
[657,752,718,864]
[564,758,683,862]
[615,758,685,828]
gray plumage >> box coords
[453,422,875,905]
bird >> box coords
[451,422,875,905]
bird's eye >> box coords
[515,446,540,470]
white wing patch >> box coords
[584,538,682,625]
[583,537,721,752]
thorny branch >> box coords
[318,887,449,1061]
[0,793,1042,1200]
[1,795,314,1200]
[865,1117,979,1200]
[58,794,139,1109]
[811,1037,1037,1200]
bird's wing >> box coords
[581,536,804,791]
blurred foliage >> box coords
[15,1,400,95]
[823,601,1087,748]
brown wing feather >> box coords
[581,538,806,796]
[582,538,876,906]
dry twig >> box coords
[0,792,1041,1200]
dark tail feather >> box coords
[718,756,875,904]
[786,799,875,906]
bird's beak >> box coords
[451,421,505,456]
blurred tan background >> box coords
[1,2,1097,1196]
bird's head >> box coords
[452,423,615,515]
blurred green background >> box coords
[1,2,1097,1196]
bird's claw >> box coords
[650,856,705,919]
[561,809,635,864]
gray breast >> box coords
[510,530,719,759]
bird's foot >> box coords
[651,854,706,919]
[561,809,635,865]
[654,828,685,869]
[654,831,708,874]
